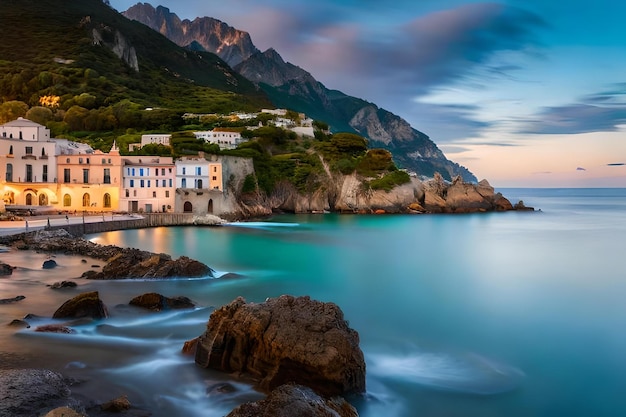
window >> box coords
[196,179,203,189]
[104,168,110,184]
[162,168,165,175]
[152,191,156,198]
[214,167,217,172]
[8,145,13,155]
[196,167,201,175]
[140,179,145,188]
[127,168,131,175]
[25,146,33,155]
[155,169,159,177]
[82,193,90,207]
[140,168,144,176]
[5,163,12,182]
[25,194,32,205]
[66,158,70,163]
[64,169,70,183]
[125,189,129,197]
[181,178,187,188]
[102,158,106,164]
[39,194,48,206]
[169,179,172,187]
[108,159,111,164]
[165,190,169,198]
[182,167,186,175]
[63,194,71,207]
[103,193,111,208]
[162,179,166,187]
[212,176,217,181]
[79,158,83,164]
[83,169,89,184]
[129,179,134,187]
[43,165,48,182]
[25,164,33,182]
[132,168,136,176]
[147,180,151,187]
[133,190,137,197]
[86,158,90,164]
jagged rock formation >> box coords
[226,384,359,417]
[5,229,214,279]
[129,292,195,311]
[194,295,366,397]
[89,22,139,71]
[123,4,258,67]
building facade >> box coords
[120,156,176,213]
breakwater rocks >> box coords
[4,229,214,279]
[194,295,366,397]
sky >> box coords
[109,0,626,187]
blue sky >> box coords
[110,1,626,187]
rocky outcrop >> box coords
[52,291,108,319]
[0,261,14,275]
[0,369,83,417]
[7,229,214,279]
[226,384,358,417]
[129,292,195,311]
[195,295,366,397]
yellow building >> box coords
[55,145,122,213]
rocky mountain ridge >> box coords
[122,3,477,182]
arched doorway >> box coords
[103,193,111,208]
[63,194,71,207]
[25,194,33,205]
[183,201,193,213]
[39,193,48,206]
[208,199,213,214]
[82,193,90,207]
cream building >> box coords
[120,155,176,213]
[175,155,223,214]
[193,130,244,150]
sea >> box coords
[1,187,626,417]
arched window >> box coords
[183,201,193,213]
[208,199,213,214]
[39,193,48,206]
[25,194,33,205]
[197,179,203,189]
[63,194,71,207]
[103,193,111,208]
[5,163,12,182]
[82,193,90,207]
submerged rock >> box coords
[50,281,78,289]
[35,324,76,334]
[195,295,366,397]
[0,261,14,275]
[52,291,108,319]
[129,292,195,311]
[42,259,58,269]
[226,384,358,417]
[0,295,25,304]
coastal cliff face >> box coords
[223,169,518,217]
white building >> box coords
[175,156,223,214]
[193,130,244,150]
[120,156,176,213]
[129,134,171,151]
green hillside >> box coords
[0,0,270,122]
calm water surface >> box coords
[1,188,626,416]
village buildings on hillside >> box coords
[0,118,245,216]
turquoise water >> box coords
[2,188,626,416]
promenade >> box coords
[0,212,205,238]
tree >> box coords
[0,100,29,123]
[25,106,54,125]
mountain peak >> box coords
[123,3,258,67]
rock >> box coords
[50,281,78,289]
[8,319,30,328]
[514,200,535,211]
[0,295,25,304]
[52,291,108,319]
[195,295,366,397]
[129,292,195,311]
[35,324,76,334]
[43,259,58,269]
[0,369,83,417]
[226,384,359,417]
[44,407,86,417]
[0,261,14,275]
[101,395,131,412]
[206,382,237,395]
[182,337,199,355]
[6,230,214,280]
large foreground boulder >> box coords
[195,295,366,397]
[52,291,108,319]
[226,384,358,417]
[0,369,83,417]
